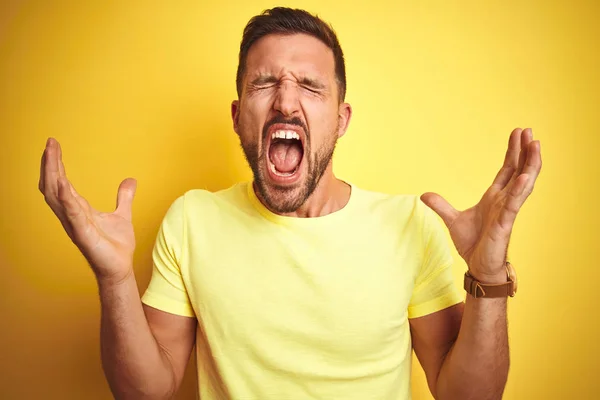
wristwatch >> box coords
[464,262,518,298]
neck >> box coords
[257,164,351,218]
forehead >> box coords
[245,33,335,80]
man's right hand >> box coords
[39,138,137,285]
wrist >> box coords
[464,262,518,298]
[96,267,135,290]
[468,270,508,285]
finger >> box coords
[57,176,87,237]
[420,192,460,229]
[515,128,533,176]
[43,138,60,199]
[56,139,66,178]
[67,179,92,214]
[498,174,529,231]
[505,128,522,169]
[115,178,137,221]
[519,140,542,198]
[69,180,80,198]
[504,128,533,190]
[38,145,47,193]
[492,128,522,188]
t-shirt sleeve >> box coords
[141,195,196,318]
[407,199,464,319]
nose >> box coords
[273,80,300,117]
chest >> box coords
[184,219,422,361]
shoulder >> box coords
[351,184,429,220]
[349,184,440,244]
[164,182,249,221]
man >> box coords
[39,7,541,400]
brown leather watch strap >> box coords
[464,273,514,298]
[464,262,517,298]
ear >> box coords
[336,102,352,138]
[231,100,240,135]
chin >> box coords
[255,170,310,214]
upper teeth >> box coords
[272,130,300,140]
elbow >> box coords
[435,378,509,400]
[108,384,176,400]
[102,352,179,400]
[104,370,177,400]
[434,366,510,400]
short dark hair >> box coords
[236,7,347,102]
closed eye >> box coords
[302,85,319,93]
[299,77,325,92]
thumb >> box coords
[115,178,137,220]
[420,192,459,229]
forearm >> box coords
[98,272,176,399]
[436,296,509,400]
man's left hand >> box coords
[421,128,542,283]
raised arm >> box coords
[414,128,542,399]
[39,138,196,399]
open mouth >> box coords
[267,128,305,179]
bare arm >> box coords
[39,138,195,399]
[409,303,462,399]
[410,299,508,400]
[99,274,196,399]
[415,128,541,399]
[439,297,508,399]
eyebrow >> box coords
[250,74,326,90]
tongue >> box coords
[269,141,302,173]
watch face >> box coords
[507,262,518,295]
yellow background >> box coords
[1,1,598,399]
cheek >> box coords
[303,103,340,147]
[242,94,273,122]
[238,108,263,142]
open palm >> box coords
[39,138,137,283]
[421,128,542,282]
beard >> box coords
[239,116,338,214]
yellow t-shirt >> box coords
[141,181,463,400]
